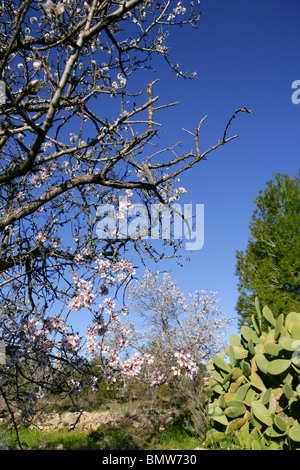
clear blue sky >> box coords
[69,1,300,344]
[123,0,300,340]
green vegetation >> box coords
[1,428,94,451]
[1,299,299,451]
[204,300,300,450]
[0,415,205,451]
[235,171,300,328]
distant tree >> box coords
[120,270,231,435]
[126,270,231,383]
[235,171,300,328]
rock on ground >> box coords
[17,409,182,433]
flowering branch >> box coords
[0,1,249,437]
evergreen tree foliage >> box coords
[235,171,300,328]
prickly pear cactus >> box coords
[204,300,300,449]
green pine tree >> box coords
[235,170,300,329]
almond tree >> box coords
[108,271,231,436]
[125,270,232,384]
[0,0,250,441]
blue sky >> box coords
[119,0,300,340]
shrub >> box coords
[203,299,300,449]
[88,423,138,450]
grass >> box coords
[0,428,94,450]
[0,383,225,450]
[0,417,208,450]
[149,425,205,450]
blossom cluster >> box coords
[18,388,47,406]
[74,247,92,266]
[43,315,68,334]
[0,307,78,366]
[120,352,154,378]
[95,255,135,284]
[30,161,59,188]
[43,0,65,18]
[173,348,198,379]
[68,272,95,311]
[150,371,167,390]
[167,2,187,21]
[111,73,127,90]
[62,333,80,353]
[36,231,62,251]
[101,351,155,384]
[67,379,82,393]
